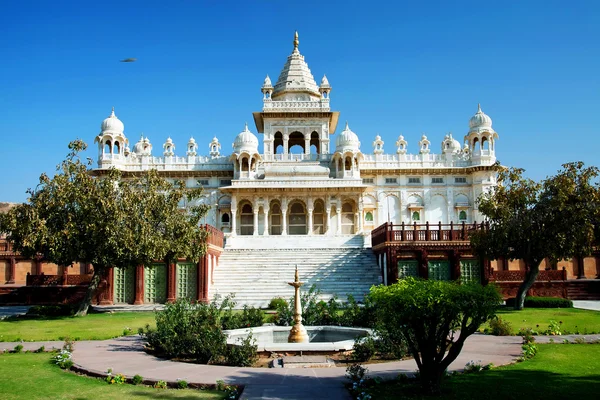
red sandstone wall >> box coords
[15,261,34,285]
[0,261,7,284]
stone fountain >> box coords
[223,268,372,358]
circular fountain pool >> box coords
[224,325,371,354]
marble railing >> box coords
[262,99,330,112]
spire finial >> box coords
[244,122,248,131]
[477,103,482,112]
[345,121,349,130]
[295,265,299,282]
[110,106,115,117]
[293,31,299,51]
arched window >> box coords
[482,137,489,150]
[274,132,283,154]
[341,202,355,234]
[113,141,120,155]
[365,212,374,222]
[240,204,253,235]
[270,203,282,235]
[221,213,230,223]
[310,131,320,154]
[313,200,325,234]
[289,202,307,235]
[241,157,249,172]
[344,157,351,171]
[412,211,420,221]
[104,140,112,154]
[473,137,480,151]
[459,210,467,221]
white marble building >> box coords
[94,32,498,244]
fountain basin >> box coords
[224,325,372,353]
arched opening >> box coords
[250,156,257,172]
[412,211,421,221]
[313,200,325,234]
[113,141,120,155]
[288,131,305,154]
[341,202,355,234]
[337,158,343,174]
[459,210,467,221]
[104,140,112,154]
[221,213,230,223]
[344,157,352,171]
[240,203,253,235]
[288,201,307,235]
[274,132,283,154]
[365,212,374,222]
[310,131,320,154]
[241,157,249,172]
[473,137,480,152]
[482,136,489,150]
[270,203,282,235]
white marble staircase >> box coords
[210,235,382,308]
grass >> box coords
[0,352,225,399]
[366,344,600,399]
[484,307,600,335]
[0,312,157,342]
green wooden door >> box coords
[428,261,451,281]
[176,262,198,300]
[113,266,134,304]
[460,259,481,283]
[144,263,167,304]
[397,260,419,279]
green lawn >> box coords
[486,307,600,335]
[0,352,225,399]
[367,344,600,399]
[0,312,157,342]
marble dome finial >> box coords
[293,31,299,51]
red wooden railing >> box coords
[489,268,567,282]
[371,221,486,247]
[203,224,224,248]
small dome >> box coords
[262,75,272,88]
[233,123,259,154]
[442,133,462,153]
[469,104,493,130]
[133,135,152,156]
[188,137,196,144]
[335,122,361,152]
[100,107,124,134]
[320,75,330,87]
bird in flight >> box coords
[120,58,137,63]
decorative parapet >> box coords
[262,99,330,112]
[489,269,567,282]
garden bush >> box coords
[488,316,513,336]
[26,305,76,317]
[225,332,258,367]
[506,296,573,308]
[268,297,288,310]
[352,334,377,362]
[142,297,261,366]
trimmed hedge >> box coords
[506,296,573,308]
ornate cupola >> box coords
[333,122,363,179]
[132,134,152,156]
[209,136,221,158]
[261,75,273,100]
[419,134,431,154]
[186,137,198,157]
[396,135,408,154]
[372,134,384,154]
[231,123,261,180]
[94,107,128,168]
[465,104,498,164]
[163,137,175,156]
[319,75,331,98]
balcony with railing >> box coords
[371,221,487,248]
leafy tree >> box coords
[0,140,208,316]
[369,279,500,394]
[471,162,599,310]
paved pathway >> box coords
[572,300,600,311]
[66,334,522,400]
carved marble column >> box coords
[358,203,364,233]
[325,208,331,235]
[230,211,237,236]
[253,211,259,236]
[282,211,288,235]
[307,209,313,235]
[263,207,269,236]
[336,209,342,235]
[304,138,310,155]
[133,264,144,305]
[283,133,289,155]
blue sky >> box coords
[1,0,598,202]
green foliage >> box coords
[0,140,209,316]
[26,305,76,317]
[225,332,258,367]
[506,296,573,308]
[546,320,562,335]
[132,375,144,385]
[13,344,23,353]
[487,317,513,336]
[268,297,288,310]
[105,369,126,385]
[154,380,167,389]
[369,278,501,394]
[471,162,600,310]
[34,346,45,353]
[52,349,73,369]
[352,335,377,362]
[142,297,261,366]
[176,380,188,389]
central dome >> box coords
[469,104,493,130]
[233,123,259,153]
